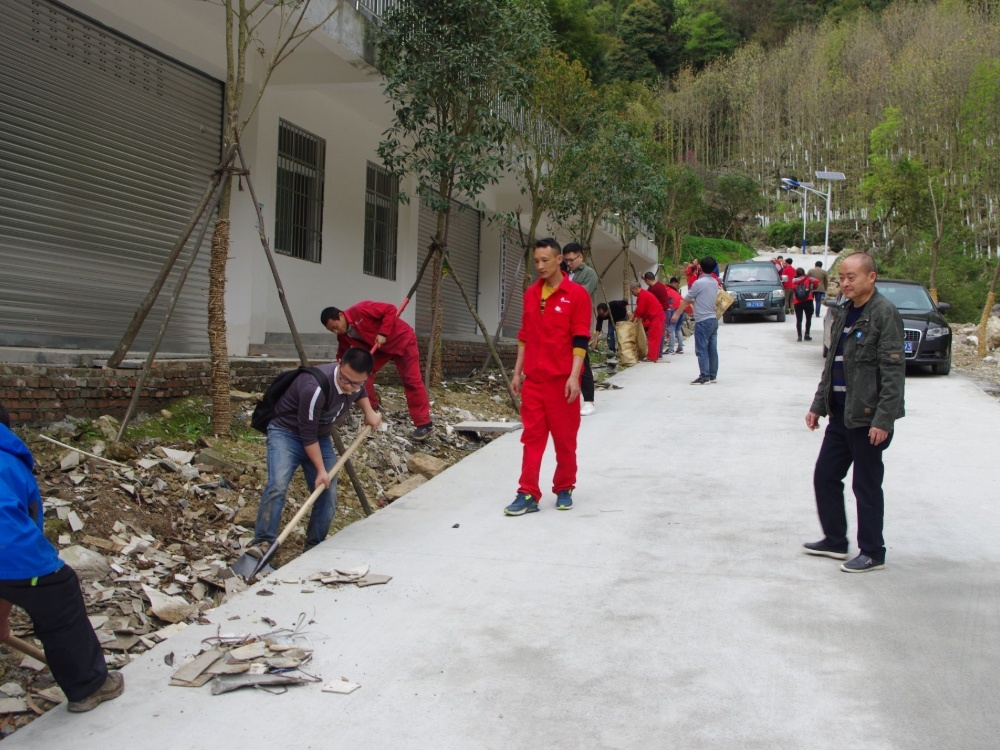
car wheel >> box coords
[931,359,951,375]
[723,308,734,324]
[776,310,786,323]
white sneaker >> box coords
[580,402,597,417]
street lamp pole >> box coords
[782,174,846,267]
[815,171,847,267]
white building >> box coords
[0,0,658,361]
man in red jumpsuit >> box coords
[629,282,666,363]
[504,238,591,516]
[321,302,434,441]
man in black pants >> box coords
[803,253,905,573]
[0,404,124,712]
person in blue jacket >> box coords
[0,404,124,712]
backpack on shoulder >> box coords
[794,282,810,302]
[250,366,331,434]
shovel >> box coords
[3,635,47,665]
[232,425,373,581]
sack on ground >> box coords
[715,289,735,318]
[250,366,330,434]
[615,321,639,366]
[634,320,648,360]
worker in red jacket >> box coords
[642,271,674,356]
[504,238,591,516]
[629,282,666,363]
[321,302,433,441]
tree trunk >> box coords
[208,178,233,435]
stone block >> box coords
[383,474,427,502]
[408,453,449,479]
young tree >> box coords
[375,0,548,387]
[653,162,705,263]
[506,50,597,289]
[706,172,763,243]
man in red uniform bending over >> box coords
[321,302,434,442]
[629,282,666,363]
[504,238,591,516]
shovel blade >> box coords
[231,552,275,581]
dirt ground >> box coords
[951,323,1000,398]
[0,374,521,739]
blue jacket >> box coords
[0,424,63,580]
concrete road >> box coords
[7,317,1000,749]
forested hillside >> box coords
[535,0,1000,321]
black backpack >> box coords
[794,282,810,302]
[250,366,331,434]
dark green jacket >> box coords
[810,288,906,431]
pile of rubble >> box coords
[0,374,520,737]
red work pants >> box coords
[644,314,665,362]
[364,334,431,427]
[517,375,581,501]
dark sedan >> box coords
[822,279,952,375]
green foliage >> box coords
[653,162,706,262]
[605,0,676,83]
[681,236,756,264]
[704,172,764,242]
[765,220,849,252]
[540,0,607,76]
[674,10,737,68]
[123,397,214,442]
[375,0,550,216]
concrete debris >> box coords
[59,452,81,471]
[408,453,449,479]
[322,679,361,694]
[93,416,121,441]
[0,684,26,699]
[58,546,111,581]
[0,699,29,715]
[142,585,197,624]
[157,447,196,465]
[382,474,427,502]
[452,421,523,434]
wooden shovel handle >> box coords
[273,425,373,549]
[3,635,47,665]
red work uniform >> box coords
[633,288,666,363]
[334,301,431,428]
[517,272,591,502]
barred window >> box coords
[363,161,399,280]
[275,120,325,263]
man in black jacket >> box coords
[803,253,905,573]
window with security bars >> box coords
[363,162,399,280]
[275,120,325,263]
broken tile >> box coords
[67,511,84,532]
[142,585,196,624]
[322,679,361,695]
[356,574,392,587]
[170,648,224,686]
[158,447,196,465]
[0,698,30,714]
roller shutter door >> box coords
[415,200,481,338]
[500,230,525,338]
[0,0,223,352]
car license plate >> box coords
[904,341,914,354]
[746,300,764,309]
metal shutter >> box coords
[500,230,525,338]
[415,199,481,338]
[0,0,223,352]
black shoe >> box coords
[841,554,885,573]
[803,539,849,560]
[797,335,802,341]
[804,334,812,341]
[690,376,709,385]
[410,423,434,442]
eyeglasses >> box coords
[337,369,367,389]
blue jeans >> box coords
[607,324,617,353]
[813,292,825,316]
[254,424,337,548]
[668,312,686,352]
[694,317,719,379]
